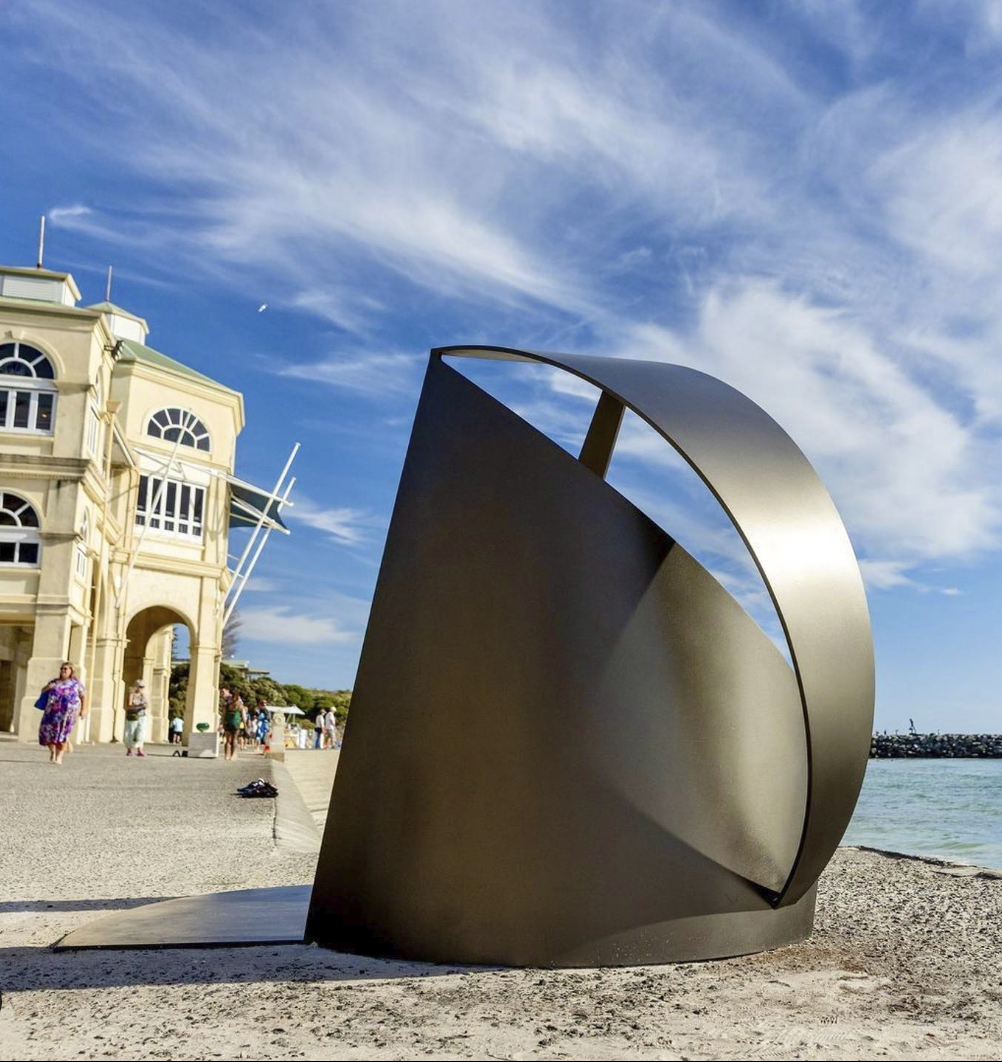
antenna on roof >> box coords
[36,215,45,269]
[105,265,113,302]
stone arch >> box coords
[122,605,192,744]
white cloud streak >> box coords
[281,351,424,397]
[286,498,375,546]
[613,280,1000,568]
[239,606,357,645]
[13,0,1002,588]
[242,577,280,594]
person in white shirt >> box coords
[324,708,338,750]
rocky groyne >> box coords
[870,733,1002,757]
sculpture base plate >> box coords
[54,882,815,966]
[54,885,310,950]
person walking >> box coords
[255,700,270,752]
[169,714,184,744]
[38,662,87,766]
[324,707,338,750]
[123,680,149,757]
[238,700,251,751]
[313,711,324,749]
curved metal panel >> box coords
[434,345,874,906]
[307,357,817,964]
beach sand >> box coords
[0,740,999,1061]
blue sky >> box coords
[2,0,1001,731]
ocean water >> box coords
[842,758,1002,870]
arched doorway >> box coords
[122,606,192,744]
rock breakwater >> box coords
[870,733,1002,757]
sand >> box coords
[1,739,1000,1061]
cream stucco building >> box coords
[0,262,283,750]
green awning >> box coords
[227,475,290,533]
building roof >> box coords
[115,337,240,396]
[86,301,149,327]
[0,265,82,300]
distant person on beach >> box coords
[38,661,87,766]
[123,679,148,758]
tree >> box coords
[168,661,188,720]
[217,661,254,704]
[281,684,314,712]
[169,660,350,723]
[222,609,243,660]
[249,676,287,707]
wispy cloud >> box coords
[12,0,1002,595]
[239,605,357,645]
[289,289,385,336]
[857,559,917,591]
[49,204,92,222]
[280,350,424,397]
[242,577,280,594]
[286,497,377,546]
[610,280,1000,570]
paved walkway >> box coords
[2,737,1000,1061]
[0,738,316,905]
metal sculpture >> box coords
[305,346,874,966]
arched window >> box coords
[0,343,57,434]
[0,342,55,380]
[0,492,41,566]
[146,408,211,452]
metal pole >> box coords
[37,216,45,269]
[222,476,295,628]
[221,442,299,611]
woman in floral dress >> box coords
[38,662,87,765]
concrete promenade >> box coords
[282,746,340,832]
[1,737,1000,1060]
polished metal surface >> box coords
[306,348,873,965]
[54,886,311,950]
